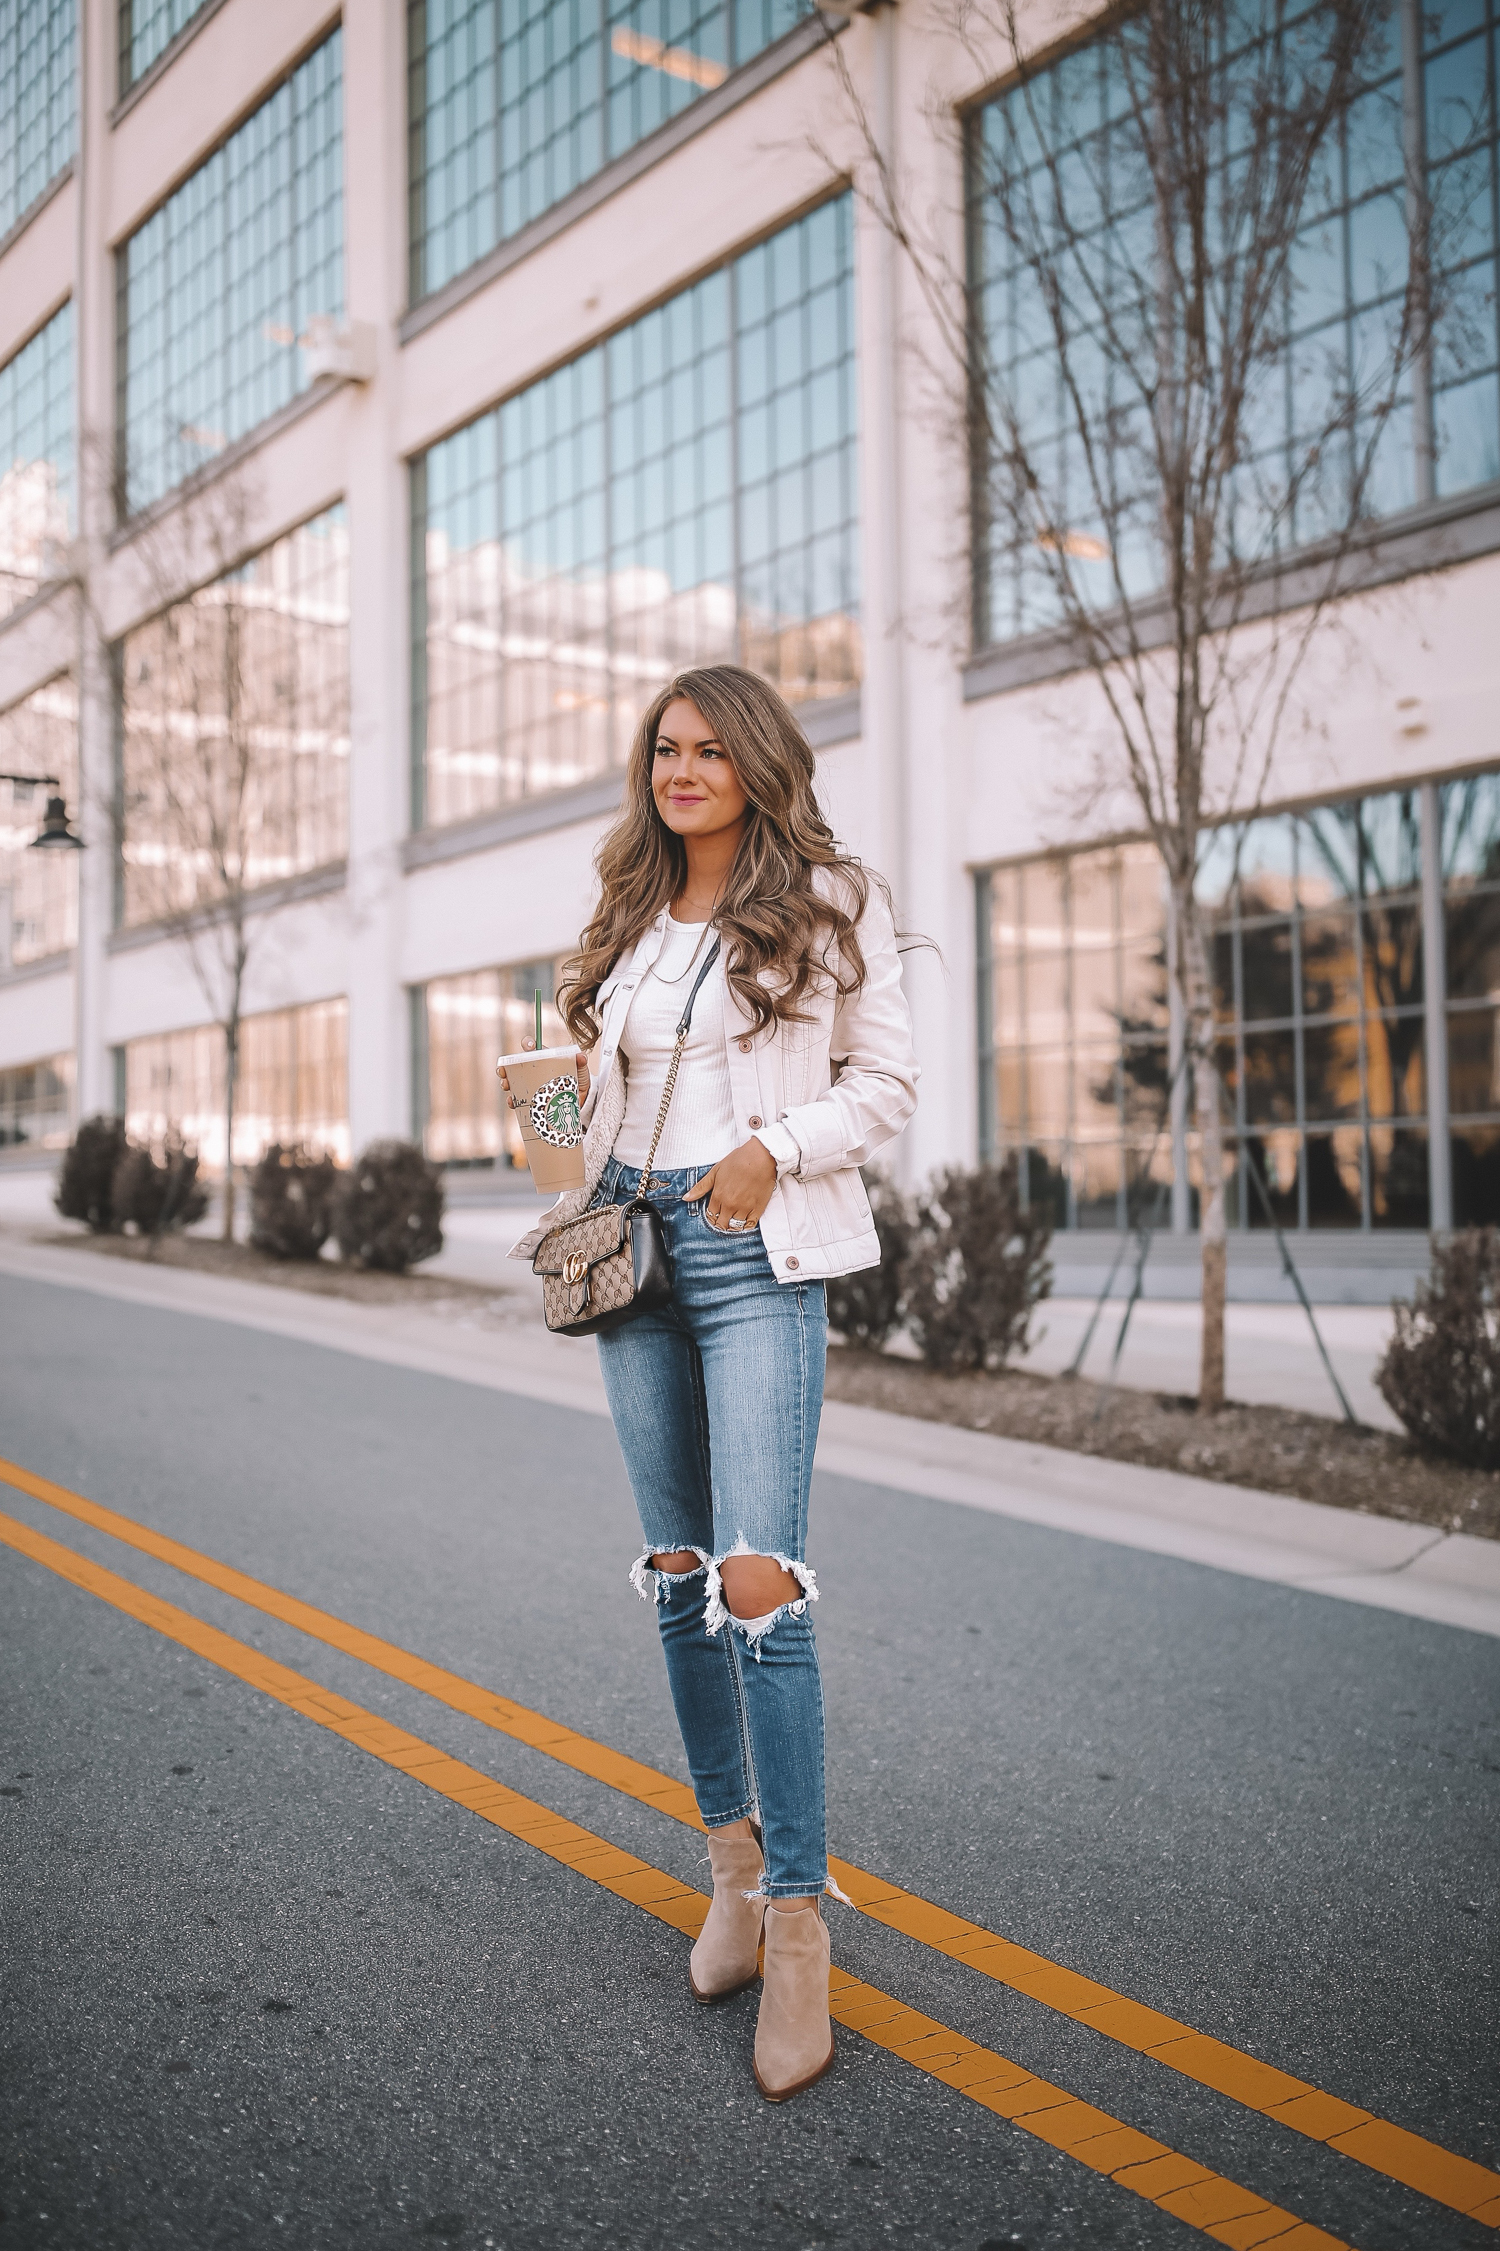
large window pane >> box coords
[408,0,807,301]
[0,672,77,965]
[1,0,75,238]
[413,196,857,826]
[0,302,73,621]
[0,1052,73,1148]
[1442,772,1500,1209]
[968,6,1500,650]
[983,777,1448,1230]
[124,998,348,1168]
[119,508,349,928]
[983,840,1164,1225]
[119,0,213,91]
[117,31,343,516]
[420,958,563,1171]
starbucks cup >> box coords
[497,1046,587,1193]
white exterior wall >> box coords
[1,0,1496,1202]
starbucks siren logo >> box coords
[530,1075,583,1149]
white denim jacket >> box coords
[512,882,919,1282]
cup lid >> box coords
[494,1046,578,1069]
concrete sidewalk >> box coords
[2,1225,1494,1640]
[1,1168,1399,1423]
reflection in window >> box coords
[0,302,73,621]
[984,843,1170,1229]
[981,780,1449,1232]
[119,508,349,929]
[413,195,857,827]
[1442,771,1500,1222]
[1426,0,1500,496]
[1,0,75,239]
[407,0,806,301]
[124,998,349,1169]
[417,959,564,1172]
[116,30,343,516]
[0,1052,73,1148]
[967,5,1500,650]
[1210,791,1427,1228]
[0,672,77,964]
[118,0,212,91]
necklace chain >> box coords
[647,913,716,988]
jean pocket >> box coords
[698,1205,761,1238]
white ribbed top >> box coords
[614,918,740,1169]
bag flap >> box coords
[533,1203,628,1275]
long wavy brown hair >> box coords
[560,665,878,1044]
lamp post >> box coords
[3,770,87,1132]
[1,775,86,850]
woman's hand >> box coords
[496,1042,591,1109]
[683,1137,778,1232]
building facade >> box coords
[1,0,1497,1295]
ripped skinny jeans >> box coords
[594,1160,830,1901]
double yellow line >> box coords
[3,1453,1495,2248]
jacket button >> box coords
[785,1256,799,1270]
[748,1115,763,1129]
[738,1039,752,1053]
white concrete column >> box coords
[340,0,411,1153]
[865,0,974,1186]
[854,4,907,923]
[72,0,118,1118]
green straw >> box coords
[535,988,543,1050]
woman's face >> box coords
[652,697,749,841]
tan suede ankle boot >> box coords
[753,1900,834,2101]
[689,1830,767,2003]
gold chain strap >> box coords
[634,933,719,1204]
[635,1028,686,1205]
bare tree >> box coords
[90,466,346,1238]
[825,0,1445,1407]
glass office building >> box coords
[0,0,1495,1282]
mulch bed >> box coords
[36,1225,1498,1542]
[823,1346,1500,1543]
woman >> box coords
[504,664,918,2102]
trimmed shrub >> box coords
[250,1143,340,1260]
[1377,1229,1500,1469]
[111,1139,209,1236]
[55,1115,130,1232]
[903,1159,1053,1374]
[825,1169,913,1348]
[333,1139,444,1272]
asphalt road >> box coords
[1,1269,1496,2251]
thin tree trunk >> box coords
[1195,1046,1227,1412]
[1176,883,1227,1411]
[222,1016,240,1242]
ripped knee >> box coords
[704,1539,819,1653]
[719,1553,804,1618]
[630,1546,708,1604]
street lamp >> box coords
[0,774,85,849]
